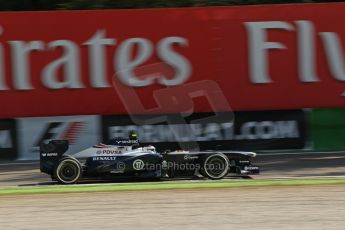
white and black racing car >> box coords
[40,137,259,184]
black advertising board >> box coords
[102,110,308,151]
[0,119,18,160]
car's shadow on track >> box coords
[18,175,253,187]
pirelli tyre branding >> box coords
[0,119,18,160]
[102,110,308,151]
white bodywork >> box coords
[71,145,157,159]
[166,150,256,158]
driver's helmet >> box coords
[129,131,138,140]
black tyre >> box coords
[200,153,229,180]
[54,156,82,184]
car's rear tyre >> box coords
[54,156,81,184]
[200,153,229,180]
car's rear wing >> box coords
[40,140,69,174]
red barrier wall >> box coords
[1,3,345,118]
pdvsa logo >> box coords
[96,149,122,155]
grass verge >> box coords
[1,178,345,196]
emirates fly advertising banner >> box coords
[1,3,345,118]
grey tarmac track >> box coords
[1,152,345,230]
[1,151,345,186]
[1,186,345,230]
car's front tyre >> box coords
[54,156,82,184]
[200,153,229,180]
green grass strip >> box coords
[1,178,345,196]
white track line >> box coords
[258,151,345,156]
[0,162,38,166]
[257,175,345,179]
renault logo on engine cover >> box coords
[133,159,144,170]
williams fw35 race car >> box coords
[40,137,260,184]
